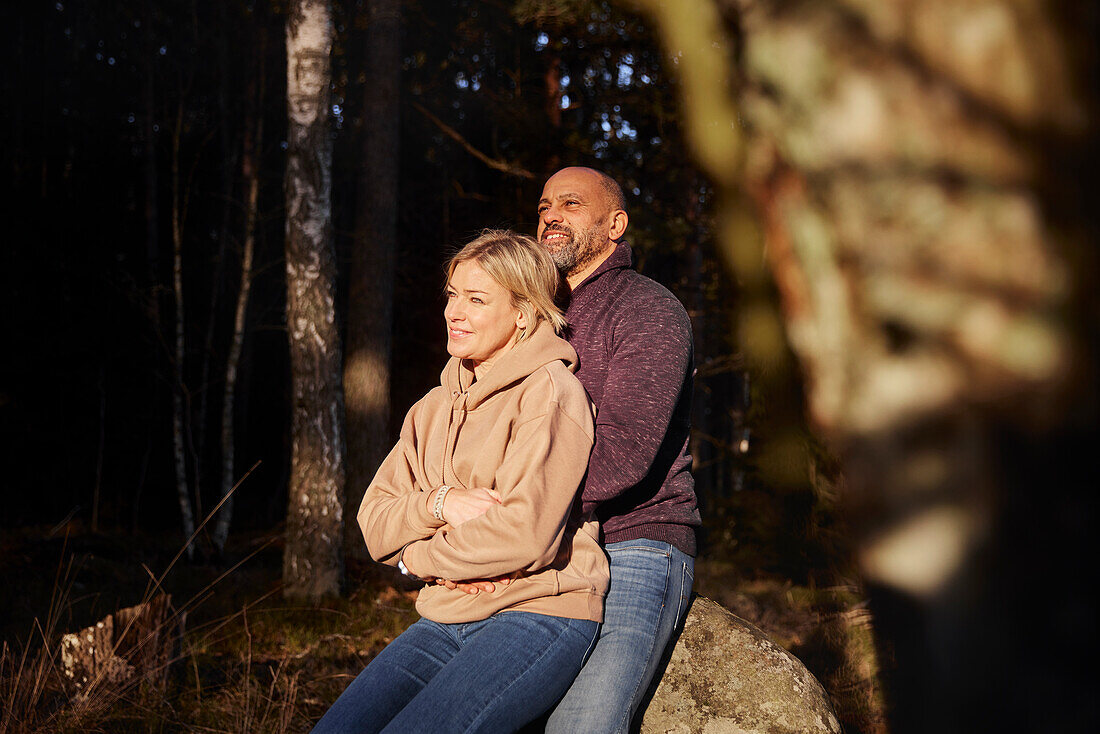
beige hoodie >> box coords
[358,322,608,624]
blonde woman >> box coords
[312,230,608,734]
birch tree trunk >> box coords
[212,45,265,555]
[194,2,236,514]
[343,0,401,554]
[139,0,162,537]
[628,0,1097,730]
[282,0,346,600]
[170,101,196,560]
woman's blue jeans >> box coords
[545,538,695,734]
[310,611,598,734]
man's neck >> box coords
[566,243,618,291]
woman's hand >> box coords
[436,574,515,595]
[441,486,502,525]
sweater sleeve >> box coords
[402,394,594,582]
[357,404,447,566]
[581,292,693,514]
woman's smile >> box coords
[444,260,525,377]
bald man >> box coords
[538,167,700,733]
[441,167,700,730]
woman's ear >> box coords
[515,310,528,330]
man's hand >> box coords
[435,574,515,595]
[441,486,502,525]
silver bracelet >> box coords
[433,485,452,521]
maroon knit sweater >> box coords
[564,242,700,557]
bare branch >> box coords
[412,101,535,180]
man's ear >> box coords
[608,209,628,241]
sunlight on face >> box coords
[536,168,613,277]
[444,260,524,376]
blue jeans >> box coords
[311,611,598,734]
[544,539,695,734]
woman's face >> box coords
[444,260,525,373]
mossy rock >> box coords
[640,596,841,734]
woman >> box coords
[312,230,609,734]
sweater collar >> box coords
[571,240,633,294]
[439,321,578,409]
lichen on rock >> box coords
[640,596,841,734]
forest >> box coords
[1,0,1097,732]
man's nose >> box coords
[542,206,562,224]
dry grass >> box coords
[2,531,883,734]
[0,539,420,734]
[694,562,888,734]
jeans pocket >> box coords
[612,544,672,556]
[675,559,694,625]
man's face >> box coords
[537,168,614,278]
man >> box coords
[538,166,700,733]
[444,166,699,731]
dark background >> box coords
[4,3,1098,732]
[1,0,780,566]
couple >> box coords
[313,167,700,734]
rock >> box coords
[639,595,841,734]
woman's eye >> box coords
[471,297,484,305]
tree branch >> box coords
[412,101,535,180]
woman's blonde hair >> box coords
[446,230,567,339]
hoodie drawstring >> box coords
[443,390,470,490]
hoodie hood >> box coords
[440,320,578,410]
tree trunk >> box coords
[140,0,162,535]
[170,100,196,560]
[59,594,181,698]
[543,51,563,173]
[92,365,105,532]
[628,0,1098,730]
[212,37,265,555]
[194,0,238,516]
[282,0,346,600]
[343,0,401,554]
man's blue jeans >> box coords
[545,538,695,734]
[310,611,598,734]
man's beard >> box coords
[541,220,607,277]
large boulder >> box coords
[640,595,841,734]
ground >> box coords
[0,525,886,733]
